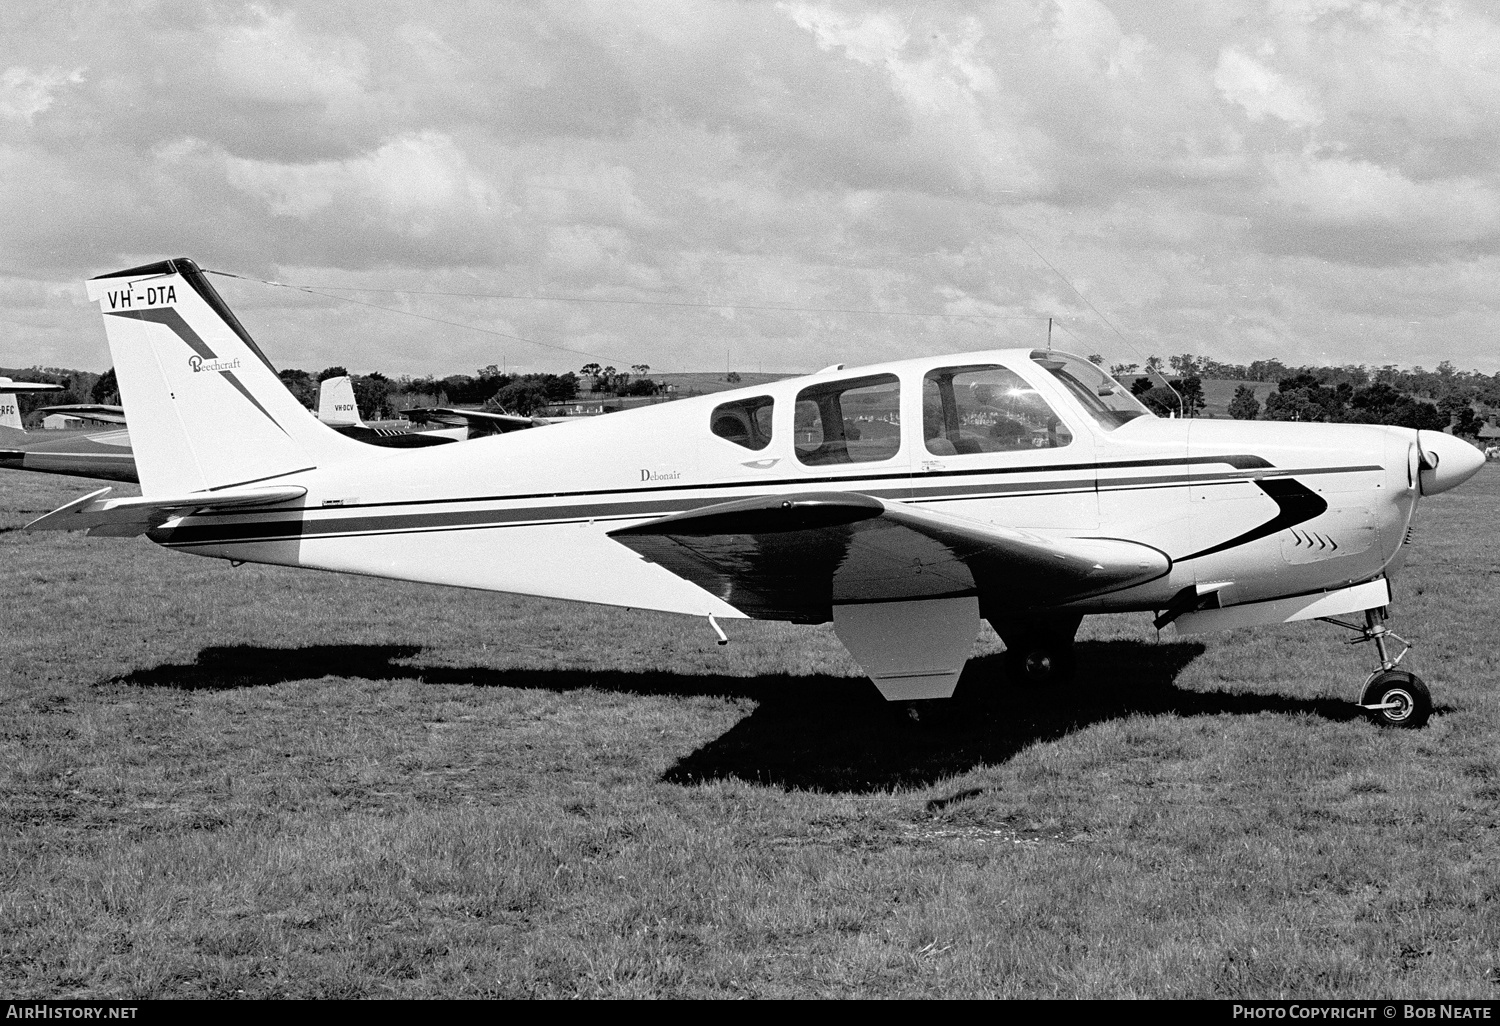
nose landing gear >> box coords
[1320,607,1431,728]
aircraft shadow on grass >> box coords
[110,638,1372,793]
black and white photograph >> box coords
[2,0,1497,1003]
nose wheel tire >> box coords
[1359,669,1431,729]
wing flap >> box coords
[609,491,1169,621]
[25,485,307,536]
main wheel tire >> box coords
[1003,642,1076,686]
[1360,669,1431,729]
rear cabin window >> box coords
[923,365,1072,455]
[710,396,774,451]
[794,374,902,466]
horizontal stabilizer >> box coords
[610,491,1170,621]
[26,485,306,537]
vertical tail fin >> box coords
[317,375,365,427]
[0,377,64,431]
[85,258,369,494]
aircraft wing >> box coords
[0,427,137,483]
[35,404,128,424]
[608,491,1169,622]
[25,485,306,538]
[405,407,537,435]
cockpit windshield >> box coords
[1029,350,1151,429]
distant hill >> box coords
[1119,375,1278,419]
[651,371,793,397]
[1199,379,1277,419]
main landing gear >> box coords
[992,614,1081,687]
[1320,608,1431,729]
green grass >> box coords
[1,469,1497,998]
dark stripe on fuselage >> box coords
[154,457,1379,551]
[1174,478,1330,561]
[106,308,290,438]
[173,453,1365,521]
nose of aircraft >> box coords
[1416,430,1487,496]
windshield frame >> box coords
[1028,350,1152,430]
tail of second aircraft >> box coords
[84,258,369,494]
[0,377,65,433]
[316,375,365,428]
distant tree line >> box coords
[270,364,585,418]
[577,363,661,397]
[13,350,1494,437]
[1109,352,1497,439]
[1128,374,1207,418]
[5,360,678,423]
[1112,353,1500,409]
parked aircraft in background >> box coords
[31,258,1488,728]
[318,374,540,447]
[404,404,540,438]
[34,404,127,426]
[0,377,65,440]
[0,378,137,482]
[317,375,461,448]
[0,367,518,482]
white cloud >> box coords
[213,7,368,108]
[1262,154,1500,253]
[783,4,908,66]
[781,4,1042,197]
[0,66,84,124]
[5,2,1500,375]
[1214,47,1322,128]
[223,131,499,228]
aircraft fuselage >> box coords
[147,349,1458,629]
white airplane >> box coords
[33,403,127,426]
[29,258,1487,728]
[0,378,139,482]
[314,374,459,448]
[317,374,538,446]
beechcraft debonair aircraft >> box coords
[28,258,1488,728]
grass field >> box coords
[1,467,1497,999]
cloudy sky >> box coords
[4,0,1499,379]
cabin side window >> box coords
[923,365,1073,455]
[794,374,902,466]
[710,396,774,451]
